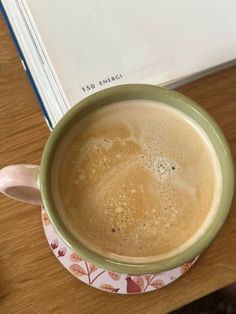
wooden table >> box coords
[0,17,236,314]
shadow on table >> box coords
[171,283,236,314]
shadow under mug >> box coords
[0,84,234,275]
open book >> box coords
[1,0,236,128]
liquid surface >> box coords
[53,100,221,262]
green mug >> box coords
[0,84,234,274]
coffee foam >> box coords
[53,100,222,263]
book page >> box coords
[26,0,236,106]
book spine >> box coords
[0,2,53,129]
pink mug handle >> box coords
[0,165,41,205]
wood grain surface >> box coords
[0,17,236,314]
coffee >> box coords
[53,100,222,263]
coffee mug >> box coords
[0,84,234,274]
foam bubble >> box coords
[56,99,221,263]
[116,206,123,213]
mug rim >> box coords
[40,84,235,274]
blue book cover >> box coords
[0,2,53,129]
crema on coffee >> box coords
[53,100,222,263]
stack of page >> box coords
[1,0,236,128]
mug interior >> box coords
[40,84,234,274]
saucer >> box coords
[42,208,198,294]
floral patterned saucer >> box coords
[42,209,198,294]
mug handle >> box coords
[0,165,41,205]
